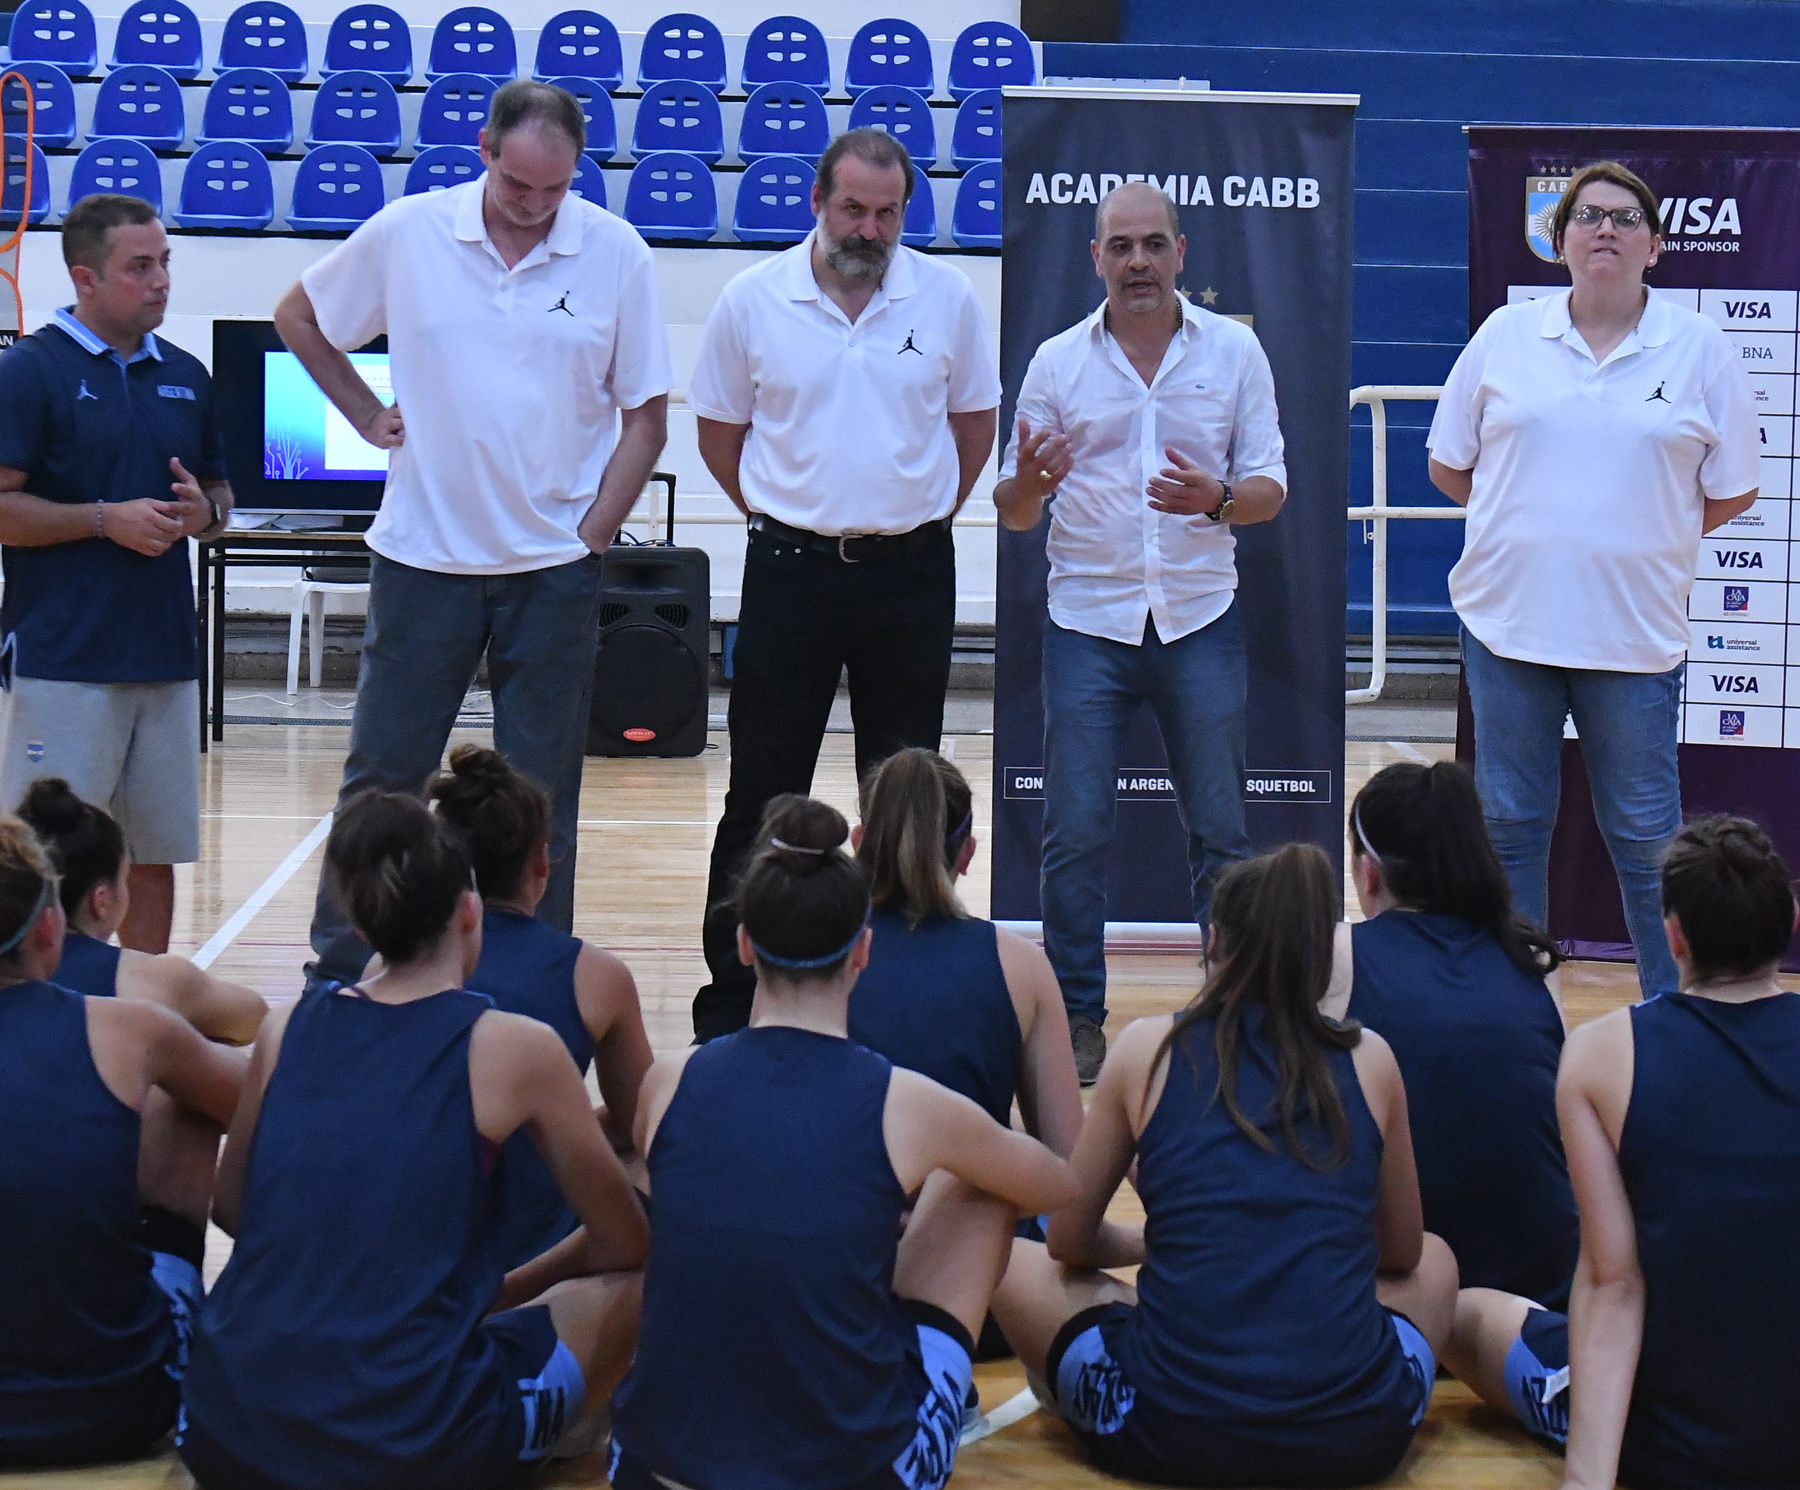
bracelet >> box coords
[202,491,224,532]
[93,501,106,540]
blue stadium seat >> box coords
[199,67,294,154]
[416,72,495,148]
[305,69,401,151]
[947,21,1033,99]
[901,180,936,246]
[570,149,607,210]
[846,84,934,163]
[949,88,999,169]
[740,14,829,93]
[322,4,412,85]
[623,150,714,240]
[217,1,309,83]
[68,136,163,212]
[90,64,185,149]
[951,163,1000,247]
[0,143,52,224]
[427,6,516,83]
[6,1,100,78]
[733,153,812,242]
[845,17,932,98]
[544,75,616,159]
[109,0,203,80]
[631,77,722,164]
[533,10,622,90]
[636,12,726,93]
[174,139,273,227]
[287,140,384,230]
[0,62,80,150]
[404,142,480,193]
[738,81,827,164]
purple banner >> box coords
[1465,126,1800,966]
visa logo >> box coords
[1724,585,1751,611]
[1719,710,1746,736]
[1711,674,1760,693]
[1723,300,1773,319]
[1714,550,1764,569]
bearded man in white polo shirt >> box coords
[688,127,1000,1039]
[273,81,673,990]
[994,182,1287,1083]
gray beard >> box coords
[823,232,894,285]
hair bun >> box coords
[17,777,87,834]
[760,795,849,872]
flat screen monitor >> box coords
[213,318,389,515]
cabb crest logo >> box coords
[1526,174,1571,262]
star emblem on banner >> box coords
[1200,286,1219,305]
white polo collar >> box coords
[53,306,162,362]
[1537,287,1675,354]
[452,176,584,264]
[784,229,916,304]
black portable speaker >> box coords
[586,477,711,758]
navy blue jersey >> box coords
[1615,992,1800,1489]
[470,907,588,1270]
[182,986,525,1490]
[1119,1009,1417,1433]
[1348,912,1576,1307]
[612,1027,920,1489]
[0,981,174,1452]
[0,315,222,682]
[849,908,1020,1125]
[53,930,122,1000]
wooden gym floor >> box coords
[3,725,1674,1489]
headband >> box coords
[0,878,52,957]
[750,907,872,971]
[1351,804,1383,867]
[945,806,974,847]
[769,836,825,856]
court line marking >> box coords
[193,812,334,971]
[1386,740,1433,765]
[960,1386,1040,1446]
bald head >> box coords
[1094,181,1180,243]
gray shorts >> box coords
[0,677,200,864]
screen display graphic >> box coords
[263,350,392,482]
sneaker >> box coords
[1070,1016,1107,1086]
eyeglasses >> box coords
[1569,203,1648,231]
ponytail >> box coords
[324,791,472,965]
[857,748,972,925]
[737,795,871,981]
[16,777,126,918]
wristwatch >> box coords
[1207,482,1235,523]
[201,491,224,533]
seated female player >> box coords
[851,747,1082,1162]
[991,844,1458,1488]
[1325,761,1576,1308]
[1444,814,1800,1490]
[429,744,652,1265]
[18,778,265,1044]
[180,791,649,1490]
[609,796,1077,1490]
[0,816,243,1467]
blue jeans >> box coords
[307,553,603,986]
[1041,606,1251,1026]
[1461,630,1682,1000]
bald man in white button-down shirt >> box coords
[996,183,1287,1082]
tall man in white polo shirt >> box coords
[995,182,1287,1082]
[274,81,673,989]
[688,128,1000,1039]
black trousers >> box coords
[692,521,957,1039]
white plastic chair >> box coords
[286,571,369,692]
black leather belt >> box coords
[749,514,949,563]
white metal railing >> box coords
[616,388,999,536]
[1346,385,1461,704]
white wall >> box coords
[16,230,1004,624]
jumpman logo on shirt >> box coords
[548,291,575,316]
[1647,381,1670,403]
[898,330,923,355]
[77,379,98,401]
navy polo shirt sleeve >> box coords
[0,340,51,477]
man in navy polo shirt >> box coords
[0,194,231,952]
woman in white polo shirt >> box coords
[1427,160,1760,999]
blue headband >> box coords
[0,879,52,957]
[750,907,871,971]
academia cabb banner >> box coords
[1466,126,1800,965]
[991,89,1357,928]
